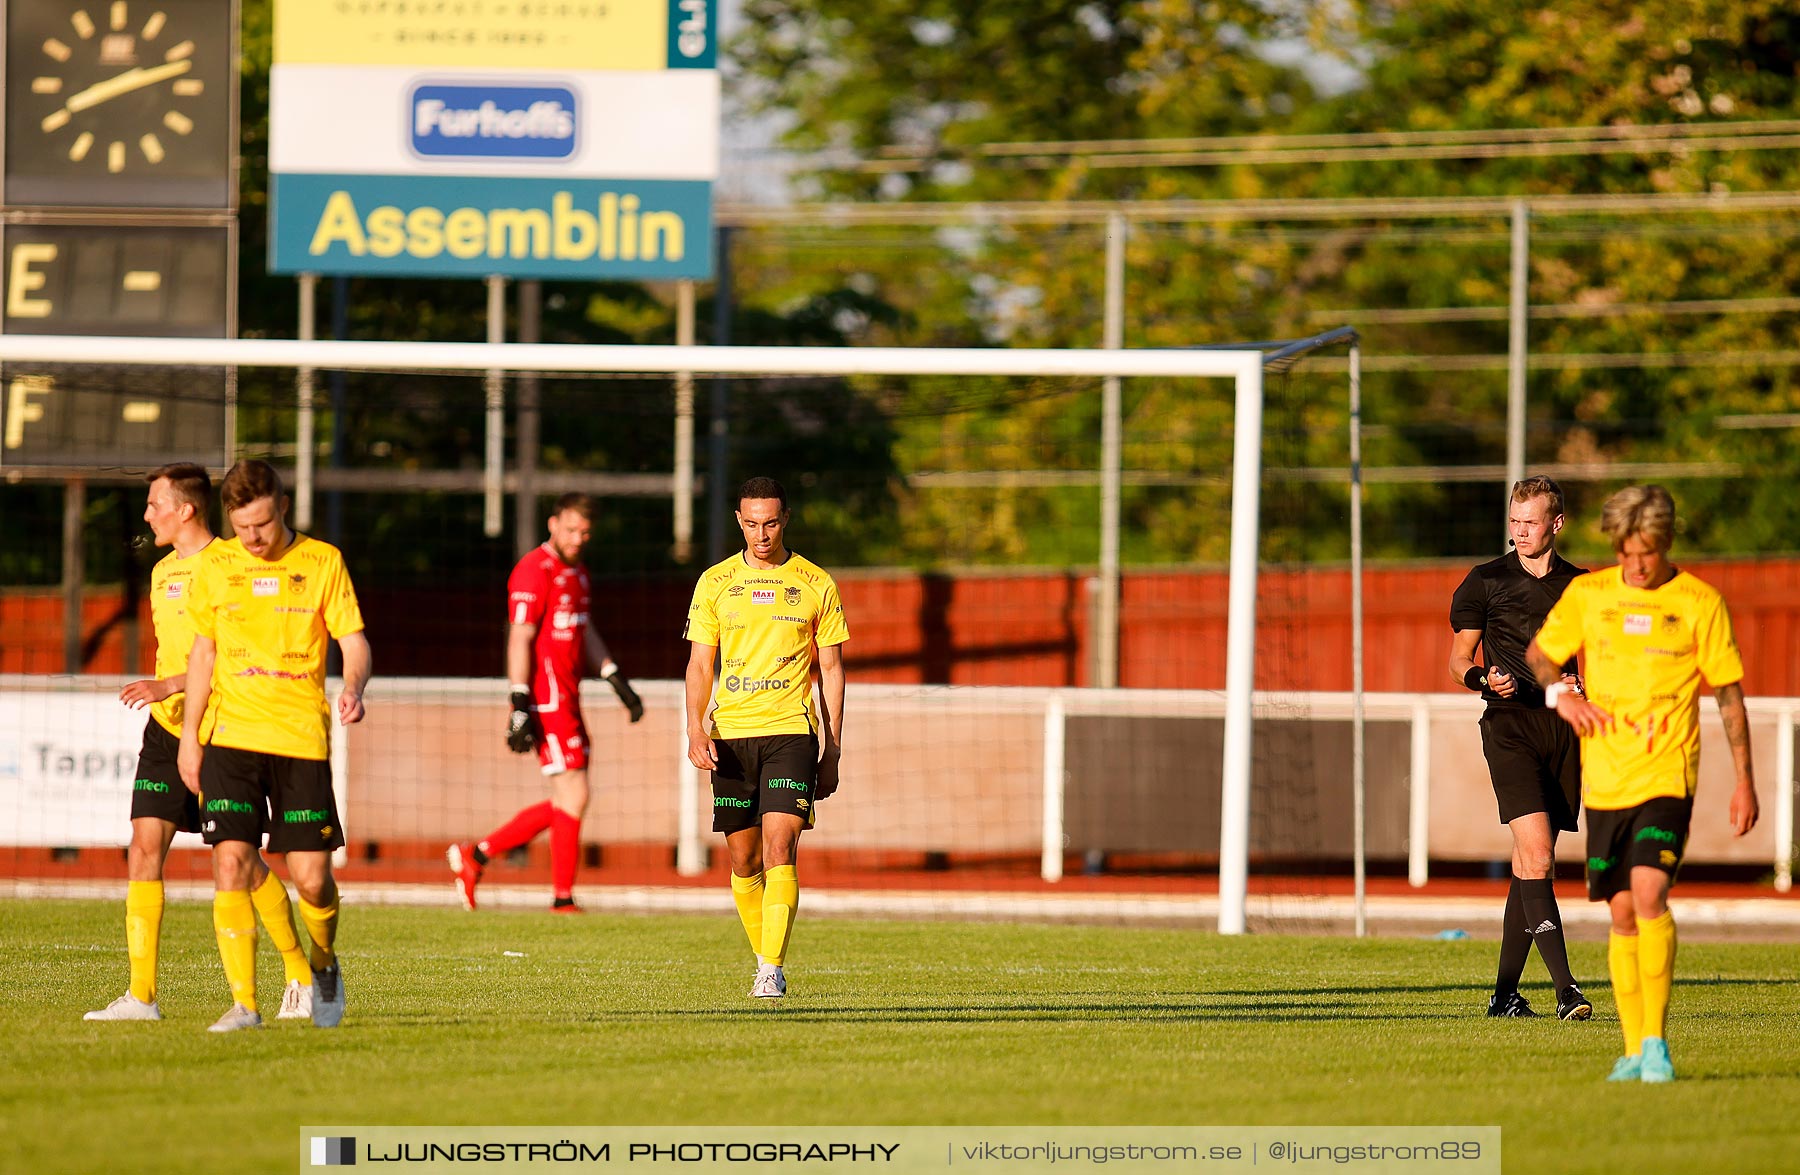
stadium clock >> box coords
[3,0,236,209]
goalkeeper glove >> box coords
[505,686,540,753]
[599,660,644,723]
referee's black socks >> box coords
[1494,876,1533,997]
[1518,876,1577,991]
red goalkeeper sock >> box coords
[550,807,580,900]
[480,800,553,857]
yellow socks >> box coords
[125,880,164,1005]
[251,871,312,986]
[1637,910,1677,1041]
[730,871,766,958]
[212,890,258,1011]
[761,865,798,967]
[1607,931,1643,1057]
[297,894,340,971]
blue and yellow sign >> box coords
[270,175,712,280]
[268,0,717,280]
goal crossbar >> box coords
[0,335,1260,381]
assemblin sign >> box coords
[271,175,712,279]
[268,1,719,279]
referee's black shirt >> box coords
[1449,550,1586,708]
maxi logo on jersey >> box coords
[410,84,578,160]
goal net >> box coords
[0,334,1366,933]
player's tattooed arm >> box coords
[1715,682,1760,836]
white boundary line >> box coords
[8,878,1799,931]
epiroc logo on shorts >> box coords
[411,84,577,159]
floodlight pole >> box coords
[674,281,697,561]
[515,281,543,561]
[1217,352,1265,936]
[1097,212,1127,688]
[295,273,317,530]
[483,275,507,538]
[1505,199,1529,526]
[1350,342,1367,938]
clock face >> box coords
[4,0,235,209]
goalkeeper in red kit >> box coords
[447,493,643,912]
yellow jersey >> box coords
[685,551,848,738]
[188,533,366,761]
[1535,565,1744,810]
[147,539,231,739]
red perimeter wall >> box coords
[8,557,1800,695]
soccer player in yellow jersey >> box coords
[177,461,372,1032]
[685,477,848,999]
[85,463,314,1023]
[1528,485,1760,1084]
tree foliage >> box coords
[725,1,1800,564]
[158,1,1800,585]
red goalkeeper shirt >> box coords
[508,544,591,716]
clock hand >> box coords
[63,59,194,116]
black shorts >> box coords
[200,744,343,852]
[1479,706,1581,831]
[129,719,202,833]
[711,733,819,835]
[1584,796,1693,901]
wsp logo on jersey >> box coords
[410,84,577,159]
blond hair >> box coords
[1600,484,1675,553]
[1510,475,1564,517]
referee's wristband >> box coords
[1543,681,1569,709]
[1463,666,1488,692]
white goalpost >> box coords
[0,332,1293,934]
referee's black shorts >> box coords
[1478,705,1580,831]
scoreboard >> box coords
[4,222,229,335]
[0,0,238,473]
[1,221,231,467]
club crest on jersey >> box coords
[289,573,307,591]
[752,589,776,605]
[785,586,802,605]
[253,576,280,597]
[1661,613,1681,633]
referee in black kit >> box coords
[1448,476,1592,1021]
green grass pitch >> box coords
[6,898,1797,1174]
